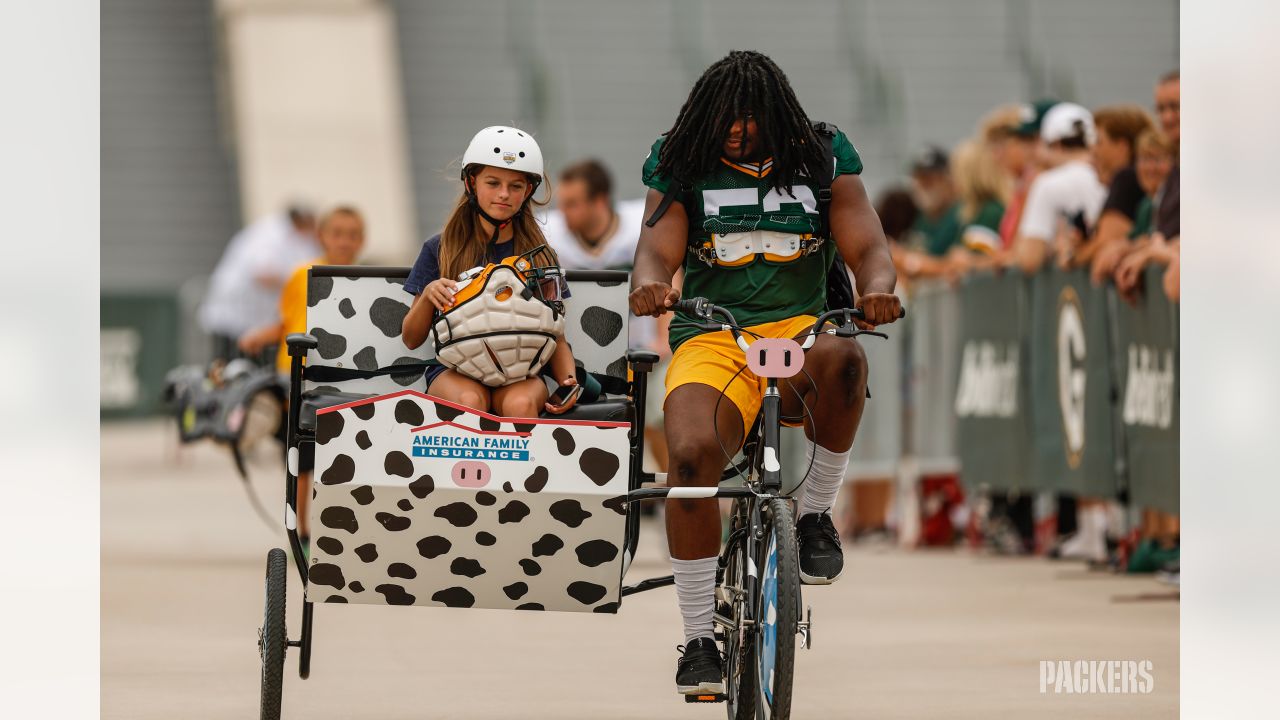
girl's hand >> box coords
[425,278,459,312]
[544,376,580,415]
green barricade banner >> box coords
[1110,267,1179,514]
[1028,269,1119,497]
[953,271,1031,492]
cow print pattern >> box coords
[307,391,628,613]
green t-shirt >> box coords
[642,131,864,350]
[909,204,962,257]
[1129,196,1154,239]
[957,199,1005,253]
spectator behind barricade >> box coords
[878,187,922,282]
[1074,106,1155,278]
[237,206,366,550]
[1007,103,1107,274]
[896,146,958,279]
[997,99,1057,249]
[944,139,1010,279]
[1153,70,1180,242]
[199,204,319,363]
[1114,130,1177,302]
[541,159,675,475]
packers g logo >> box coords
[1057,287,1086,468]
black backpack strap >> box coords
[644,181,684,228]
[303,362,434,383]
[811,121,838,238]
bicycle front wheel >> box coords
[755,497,800,720]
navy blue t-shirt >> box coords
[404,233,516,296]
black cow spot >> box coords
[593,602,620,614]
[450,557,486,578]
[475,491,496,506]
[574,539,619,567]
[370,297,411,338]
[320,506,358,533]
[355,430,372,449]
[350,486,375,505]
[384,451,414,478]
[515,603,545,611]
[316,412,344,444]
[349,581,364,593]
[531,533,564,557]
[376,584,416,606]
[519,559,542,576]
[352,402,376,421]
[375,512,411,531]
[353,345,379,371]
[388,562,417,579]
[502,482,513,493]
[551,428,575,456]
[434,403,465,423]
[579,448,620,486]
[397,499,413,512]
[395,399,424,426]
[325,595,348,604]
[409,474,435,499]
[503,582,528,600]
[512,422,536,433]
[581,306,624,347]
[416,535,451,559]
[309,563,345,589]
[354,543,378,562]
[431,587,474,608]
[338,298,356,319]
[601,495,628,516]
[567,581,609,605]
[391,356,428,387]
[606,356,628,380]
[320,454,355,485]
[549,499,592,528]
[308,276,334,306]
[498,500,531,524]
[435,502,478,527]
[315,536,343,555]
[475,531,496,546]
[478,416,501,432]
[524,466,549,492]
[312,327,346,360]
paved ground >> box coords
[103,420,1178,719]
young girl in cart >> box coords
[401,126,581,418]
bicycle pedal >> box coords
[684,693,727,703]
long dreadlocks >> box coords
[655,50,827,194]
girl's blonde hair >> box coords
[1135,128,1175,159]
[437,166,558,281]
[951,139,1010,223]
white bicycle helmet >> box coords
[461,126,545,186]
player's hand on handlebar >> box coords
[629,281,680,317]
[424,278,459,313]
[854,292,903,330]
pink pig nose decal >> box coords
[746,337,805,379]
[451,460,492,488]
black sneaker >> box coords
[675,637,724,695]
[797,512,844,584]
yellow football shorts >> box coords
[665,314,817,439]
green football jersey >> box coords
[641,130,864,350]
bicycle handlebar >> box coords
[672,297,904,350]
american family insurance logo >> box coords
[410,421,531,461]
[1039,660,1154,694]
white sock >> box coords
[671,556,717,644]
[796,440,851,519]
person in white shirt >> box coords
[198,205,319,360]
[1008,103,1108,274]
[541,159,655,348]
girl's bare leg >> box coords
[429,370,492,413]
[491,378,550,419]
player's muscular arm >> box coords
[630,188,688,317]
[830,174,902,325]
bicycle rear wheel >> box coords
[723,500,757,720]
[754,497,799,720]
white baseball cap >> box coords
[1039,102,1096,146]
